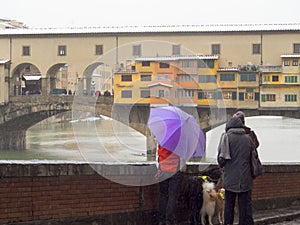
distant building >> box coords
[0,19,27,29]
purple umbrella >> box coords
[147,106,205,160]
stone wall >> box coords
[0,162,299,225]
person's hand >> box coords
[154,169,162,179]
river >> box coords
[0,115,299,163]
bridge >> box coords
[0,95,300,150]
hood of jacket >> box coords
[225,116,244,132]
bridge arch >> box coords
[11,63,41,96]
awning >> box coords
[23,75,41,80]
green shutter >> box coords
[255,92,259,101]
[232,92,237,100]
[261,94,266,102]
[239,92,244,101]
[198,92,203,99]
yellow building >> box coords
[260,55,300,108]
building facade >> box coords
[0,23,300,108]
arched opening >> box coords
[81,62,113,96]
[11,63,41,96]
[46,63,71,95]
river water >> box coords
[0,115,299,163]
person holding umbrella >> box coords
[154,144,185,225]
[148,106,206,225]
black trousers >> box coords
[158,171,184,225]
[224,190,251,225]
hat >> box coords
[233,110,245,125]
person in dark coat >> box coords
[217,116,255,225]
[233,110,260,225]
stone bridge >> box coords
[1,96,300,150]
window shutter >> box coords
[232,91,237,100]
[239,92,244,101]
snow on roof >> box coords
[280,54,300,58]
[217,67,239,72]
[135,55,219,61]
[0,59,10,64]
[1,23,300,35]
[148,82,173,88]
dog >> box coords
[200,182,218,225]
[215,188,225,224]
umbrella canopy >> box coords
[147,106,205,160]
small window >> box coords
[133,44,141,56]
[95,45,103,55]
[140,90,150,98]
[172,44,180,55]
[159,62,169,68]
[252,44,261,54]
[121,90,132,98]
[22,46,30,56]
[140,74,151,81]
[58,45,67,56]
[142,61,150,67]
[121,74,132,82]
[284,60,290,66]
[272,75,279,82]
[220,74,235,81]
[285,94,297,102]
[292,59,298,66]
[211,44,220,54]
[293,43,300,53]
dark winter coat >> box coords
[218,117,254,193]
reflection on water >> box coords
[0,116,299,163]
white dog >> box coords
[200,182,218,225]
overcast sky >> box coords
[2,0,300,28]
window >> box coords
[284,60,290,66]
[197,59,215,68]
[285,76,298,83]
[155,90,169,98]
[142,61,150,67]
[223,91,233,99]
[292,59,298,66]
[245,92,254,100]
[261,94,276,102]
[285,94,297,102]
[121,90,132,98]
[140,74,151,81]
[182,89,194,98]
[252,44,261,54]
[58,45,67,56]
[199,75,217,83]
[159,62,169,68]
[172,44,180,55]
[22,46,30,56]
[181,74,195,82]
[220,74,235,81]
[182,60,194,68]
[198,91,215,99]
[240,73,256,82]
[121,74,132,82]
[272,75,279,82]
[95,45,103,55]
[293,43,300,53]
[211,44,220,54]
[263,75,270,82]
[140,90,150,98]
[132,44,141,56]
